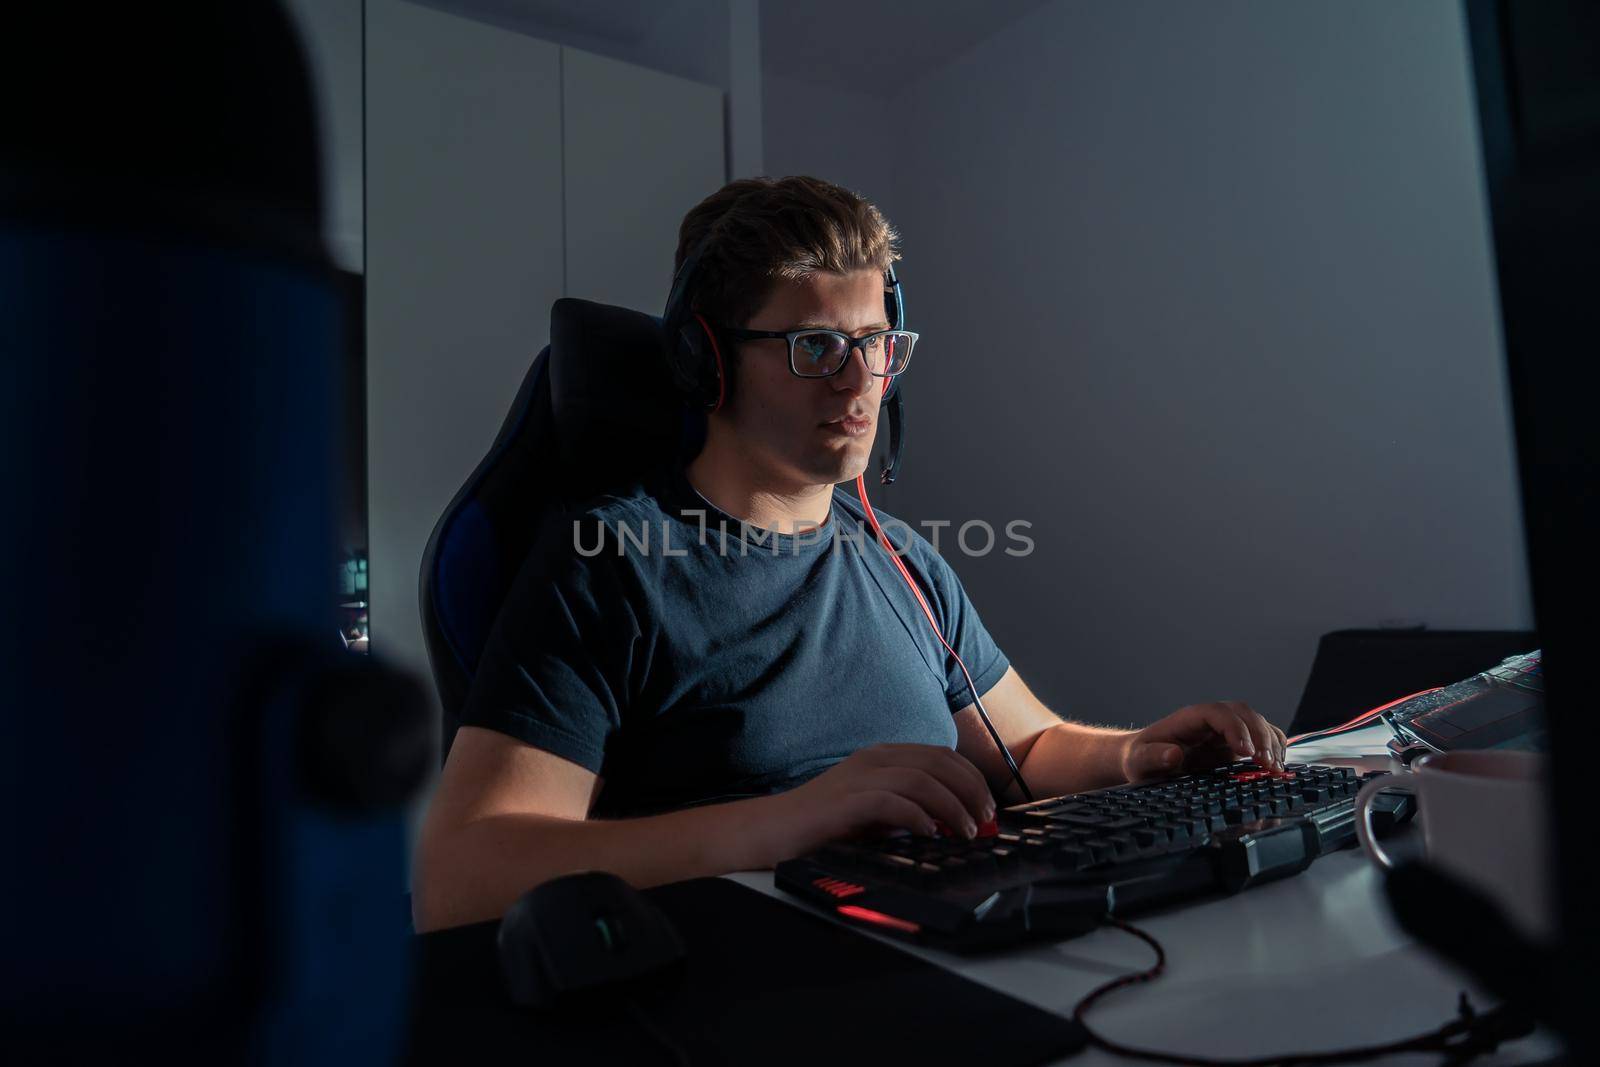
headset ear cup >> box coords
[881,265,903,405]
[674,324,712,410]
[667,323,707,405]
[686,313,728,412]
[883,265,904,330]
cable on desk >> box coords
[1070,918,1536,1066]
[1286,688,1443,748]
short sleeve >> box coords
[459,514,645,773]
[910,538,1011,713]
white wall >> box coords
[414,0,732,89]
[769,0,1532,728]
[284,0,364,272]
[414,0,763,179]
[365,1,729,741]
[365,0,568,700]
[562,48,726,312]
[291,0,741,724]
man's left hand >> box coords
[1121,701,1287,783]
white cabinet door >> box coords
[364,0,564,694]
[561,47,726,316]
[283,0,365,272]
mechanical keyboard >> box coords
[775,760,1415,952]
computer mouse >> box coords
[496,870,687,1009]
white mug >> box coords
[1353,749,1554,942]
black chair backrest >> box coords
[1289,628,1538,736]
[419,298,703,758]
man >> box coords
[413,176,1287,932]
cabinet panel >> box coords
[365,0,564,690]
[562,47,726,316]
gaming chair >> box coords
[419,299,703,759]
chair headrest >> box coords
[549,297,703,498]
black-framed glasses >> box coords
[718,326,918,379]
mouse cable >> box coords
[854,472,1034,803]
[621,995,691,1067]
[1071,917,1536,1067]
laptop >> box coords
[1383,650,1547,756]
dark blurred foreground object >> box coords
[2,3,428,1062]
[1289,629,1536,737]
[1383,865,1544,1041]
[1455,1,1600,1062]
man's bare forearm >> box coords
[413,793,782,932]
[999,722,1132,805]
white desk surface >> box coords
[723,724,1561,1065]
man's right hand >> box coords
[416,732,996,931]
[759,743,996,867]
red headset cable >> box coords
[854,472,1035,803]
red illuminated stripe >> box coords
[837,905,922,934]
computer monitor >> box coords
[1462,0,1600,1057]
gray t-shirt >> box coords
[461,464,1010,818]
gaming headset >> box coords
[661,229,907,486]
[658,216,1033,801]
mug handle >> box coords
[1353,773,1414,870]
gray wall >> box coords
[763,74,892,205]
[768,0,1532,729]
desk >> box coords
[722,724,1561,1065]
